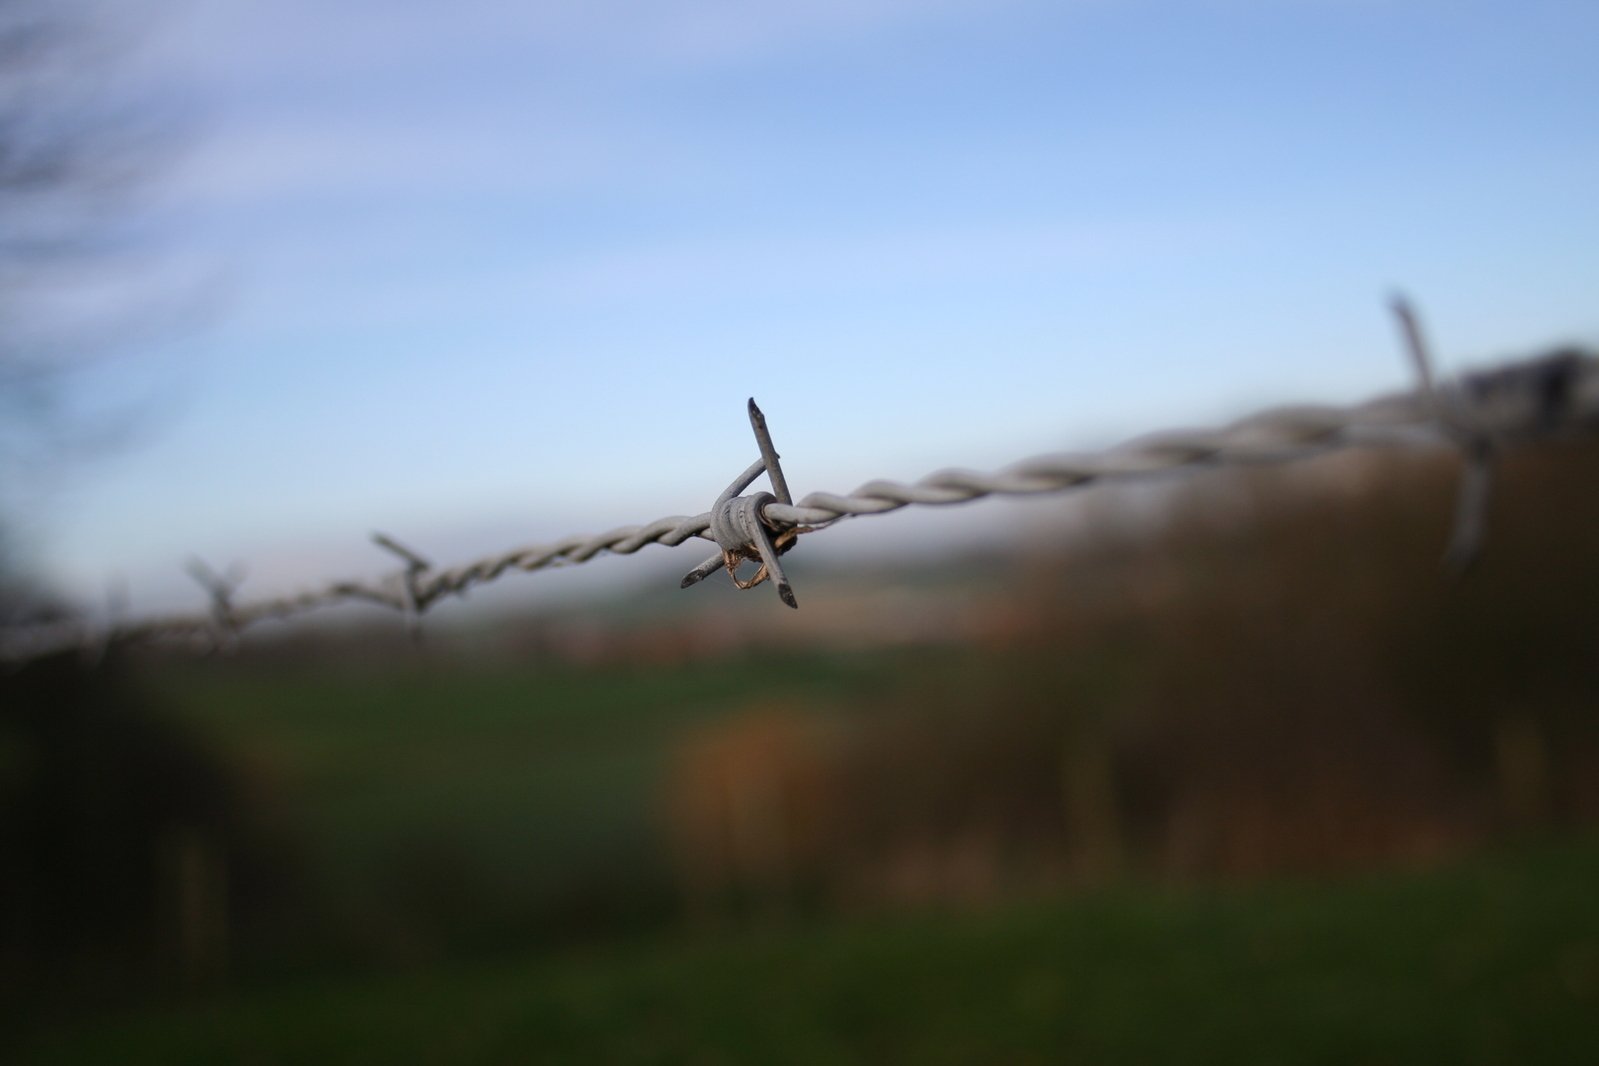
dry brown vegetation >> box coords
[661,439,1599,916]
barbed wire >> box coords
[3,300,1597,663]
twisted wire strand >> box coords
[4,349,1595,663]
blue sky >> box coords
[32,0,1599,613]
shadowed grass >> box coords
[19,837,1599,1065]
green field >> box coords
[18,837,1599,1064]
[136,649,948,952]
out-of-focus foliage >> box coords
[0,8,280,1049]
[0,653,307,1023]
[0,0,177,501]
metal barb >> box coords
[1390,294,1439,404]
[748,398,792,506]
[372,532,432,641]
[184,557,244,653]
[1389,294,1494,573]
[1443,441,1493,572]
[681,397,801,607]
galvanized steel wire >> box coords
[3,319,1596,663]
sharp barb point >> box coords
[681,552,724,589]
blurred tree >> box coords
[0,0,181,531]
[0,0,186,624]
[0,5,307,1037]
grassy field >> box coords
[131,649,962,955]
[17,836,1599,1064]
